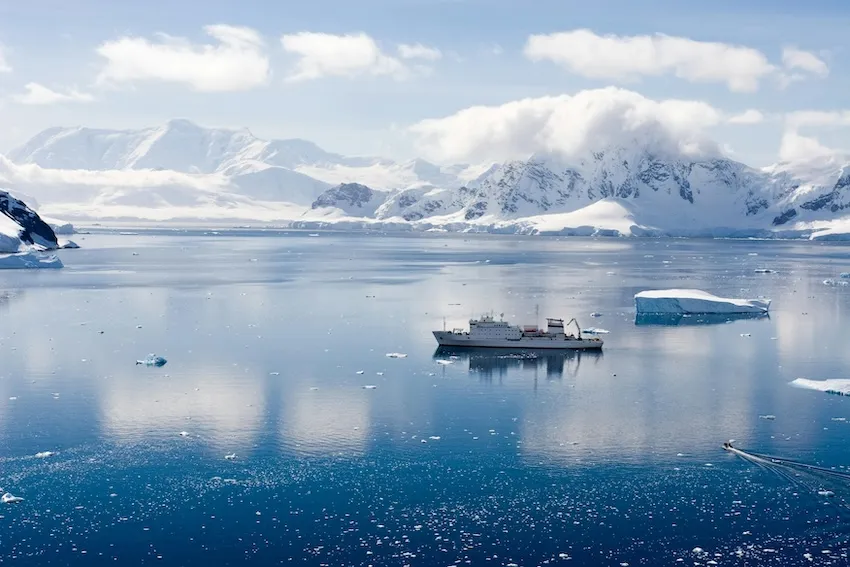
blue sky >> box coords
[0,0,848,166]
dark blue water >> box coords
[2,231,850,565]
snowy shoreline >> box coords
[64,217,850,241]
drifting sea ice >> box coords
[823,278,849,287]
[136,354,167,367]
[1,492,23,503]
[634,289,771,315]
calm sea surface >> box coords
[2,231,850,565]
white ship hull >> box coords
[433,331,603,350]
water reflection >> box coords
[433,346,603,381]
[634,312,771,326]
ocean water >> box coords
[2,231,850,565]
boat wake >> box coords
[726,444,850,540]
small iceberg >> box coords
[823,278,850,287]
[758,415,776,420]
[34,451,55,458]
[753,269,775,274]
[385,353,408,358]
[634,289,770,315]
[840,272,850,278]
[363,384,377,389]
[791,378,850,397]
[136,354,167,367]
[1,492,23,504]
[224,453,236,460]
[0,251,63,270]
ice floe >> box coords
[790,378,850,396]
[385,352,408,358]
[1,492,23,503]
[634,289,771,315]
[823,278,849,287]
[34,451,55,458]
[136,354,167,367]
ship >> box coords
[433,313,603,350]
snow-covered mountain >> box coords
[0,189,63,252]
[6,119,850,239]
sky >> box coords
[0,0,849,167]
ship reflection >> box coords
[634,312,770,327]
[433,347,602,381]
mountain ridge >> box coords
[6,120,850,240]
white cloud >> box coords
[11,83,95,105]
[727,109,764,125]
[785,110,850,130]
[281,32,409,82]
[779,110,850,162]
[524,29,775,92]
[782,47,828,77]
[409,87,723,163]
[96,24,270,91]
[397,43,442,61]
[778,131,837,162]
[0,45,10,73]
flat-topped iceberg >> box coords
[791,378,850,396]
[634,289,770,315]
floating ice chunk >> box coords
[818,490,835,497]
[136,354,167,367]
[34,451,55,458]
[1,492,23,503]
[385,353,408,358]
[590,312,602,318]
[356,370,365,375]
[841,273,850,279]
[363,384,377,389]
[429,436,441,440]
[823,278,850,287]
[224,453,236,460]
[309,387,319,391]
[692,547,705,554]
[179,431,189,437]
[635,289,771,315]
[759,415,776,420]
[436,359,454,365]
[791,378,850,396]
[582,327,610,334]
[0,251,63,270]
[754,269,775,274]
[740,333,751,337]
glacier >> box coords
[634,290,771,315]
[6,119,850,239]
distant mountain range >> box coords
[3,119,850,239]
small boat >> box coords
[433,313,603,350]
